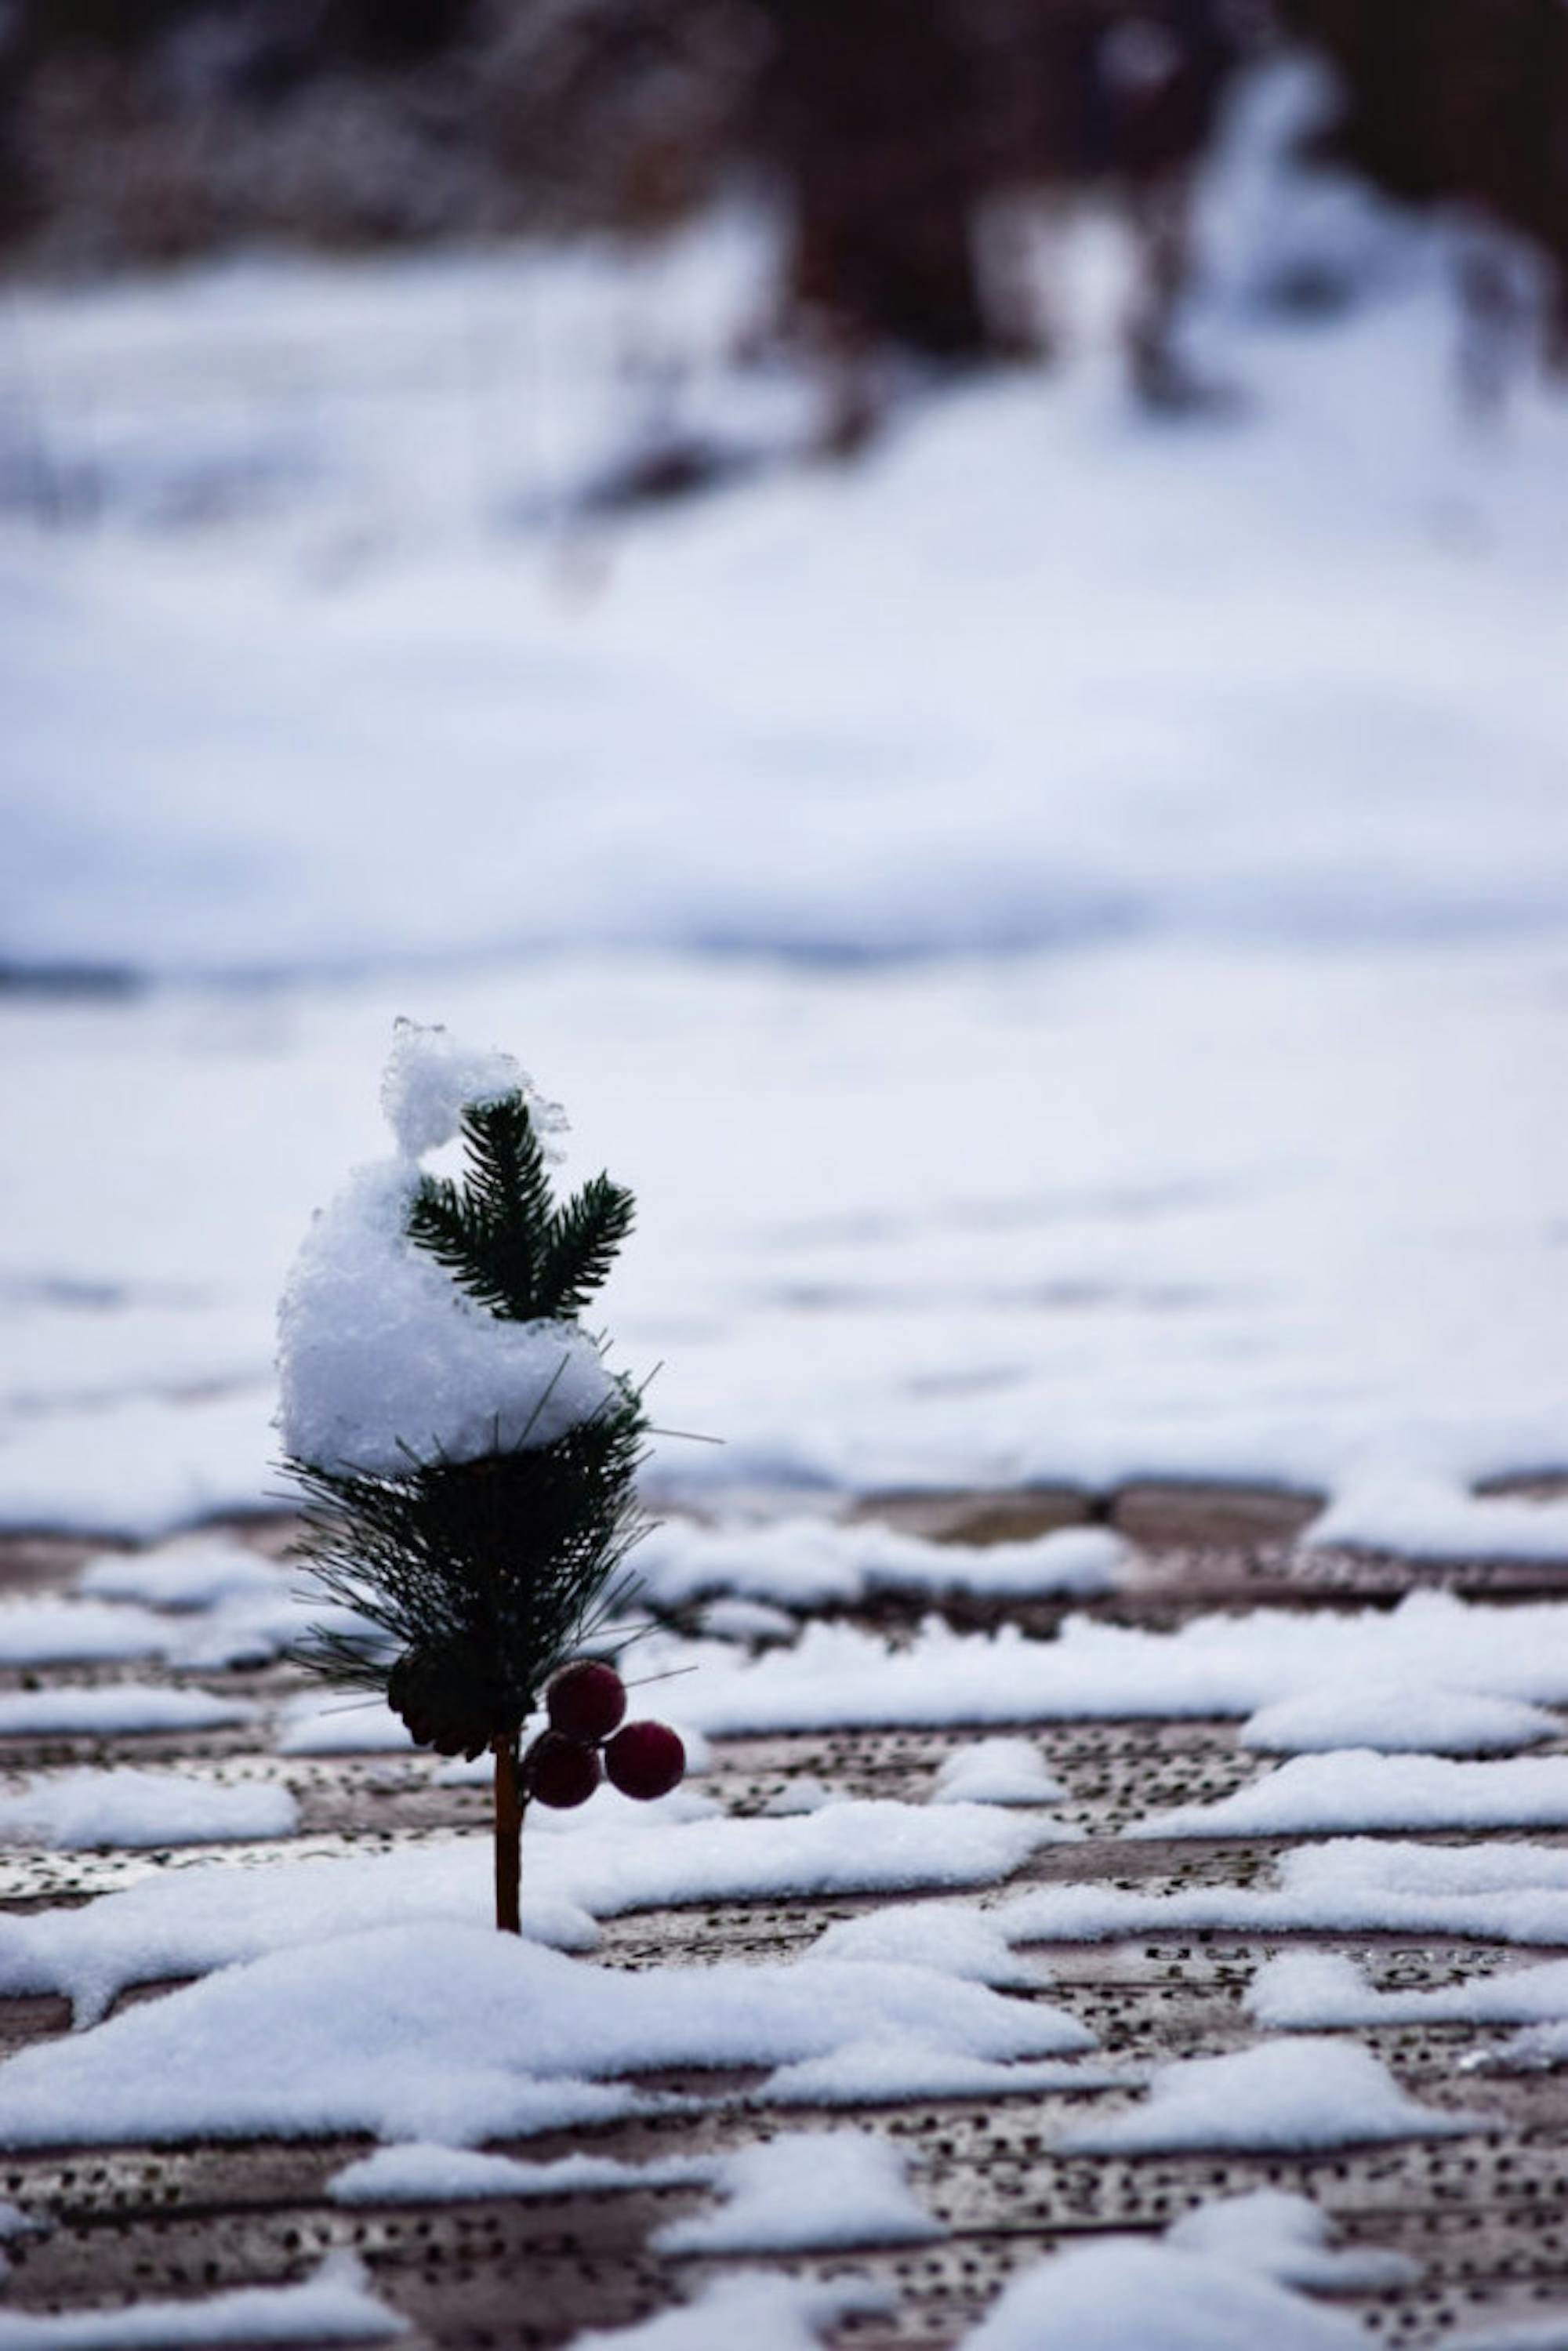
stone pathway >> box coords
[2,1495,1567,2347]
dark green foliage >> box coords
[405,1094,636,1325]
[289,1090,648,1751]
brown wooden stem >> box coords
[493,1736,524,1935]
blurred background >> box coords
[2,0,1568,1553]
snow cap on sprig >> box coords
[380,1018,568,1163]
[277,1021,613,1480]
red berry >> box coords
[604,1720,685,1801]
[546,1660,626,1745]
[524,1731,601,1809]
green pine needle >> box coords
[289,1085,650,1736]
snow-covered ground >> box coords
[2,62,1567,1544]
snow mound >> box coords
[962,2239,1370,2351]
[811,1899,1048,1990]
[998,1836,1568,1948]
[0,1685,256,1739]
[932,1739,1068,1807]
[1241,1682,1559,1756]
[1246,1949,1568,2033]
[276,1035,616,1474]
[653,2131,942,2254]
[0,2253,404,2349]
[763,2040,1116,2109]
[1058,2037,1483,2155]
[0,1797,1072,2025]
[1129,1751,1568,1840]
[328,2143,712,2205]
[0,1769,297,1852]
[669,1592,1568,1736]
[572,2274,891,2351]
[78,1538,285,1613]
[635,1518,1123,1610]
[0,1922,1098,2148]
[1167,2190,1420,2291]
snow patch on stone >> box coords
[0,2253,404,2349]
[1241,1682,1559,1756]
[0,1769,298,1851]
[634,1518,1124,1611]
[1247,1949,1568,2033]
[0,1799,1073,2025]
[1167,2190,1421,2290]
[0,1924,1098,2148]
[1129,1752,1568,1841]
[1057,2038,1483,2155]
[654,2132,942,2254]
[932,1739,1068,1807]
[571,2273,891,2351]
[0,1685,256,1739]
[962,2239,1371,2351]
[328,2143,713,2205]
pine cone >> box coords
[387,1641,519,1761]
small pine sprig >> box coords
[289,1087,648,1758]
[290,1387,649,1753]
[405,1094,635,1324]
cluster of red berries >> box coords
[523,1659,684,1809]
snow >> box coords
[570,2274,891,2351]
[1129,1752,1568,1840]
[9,938,1568,1537]
[1305,1475,1568,1563]
[0,1767,297,1849]
[0,1586,342,1674]
[328,2142,713,2204]
[0,1842,595,2026]
[0,2255,404,2349]
[0,1797,1071,2023]
[2,60,1568,1542]
[276,1136,614,1479]
[999,1837,1568,1948]
[1246,1949,1568,2034]
[275,1692,415,1754]
[634,1520,1125,1612]
[0,1600,171,1666]
[67,1541,345,1671]
[0,1922,1098,2147]
[931,1739,1069,1807]
[759,1776,837,1816]
[763,2042,1114,2109]
[961,2240,1370,2351]
[1056,2038,1482,2155]
[960,2164,1421,2348]
[662,1594,1568,1737]
[1166,2190,1421,2291]
[810,1899,1049,1990]
[652,2131,942,2253]
[78,1537,287,1611]
[0,1684,256,1738]
[696,1598,797,1644]
[1240,1682,1560,1757]
[378,1019,536,1159]
[0,1543,360,1676]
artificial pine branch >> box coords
[539,1174,637,1320]
[287,1080,651,1928]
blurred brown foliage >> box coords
[1282,0,1568,365]
[1,0,1563,397]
